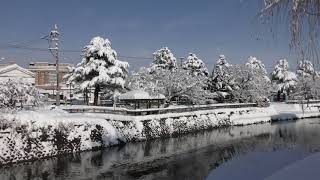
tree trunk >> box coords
[277,91,281,102]
[93,85,100,106]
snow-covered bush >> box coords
[0,80,40,109]
[66,36,129,105]
[150,47,177,71]
[271,59,297,96]
[182,53,209,76]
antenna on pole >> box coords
[47,24,60,106]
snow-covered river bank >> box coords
[0,102,319,166]
[1,117,320,180]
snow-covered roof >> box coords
[119,90,165,100]
[0,64,35,77]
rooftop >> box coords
[119,90,165,100]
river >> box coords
[1,118,320,180]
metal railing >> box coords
[286,100,320,104]
[63,103,258,116]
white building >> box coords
[0,64,35,84]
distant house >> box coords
[0,63,35,84]
[28,62,74,100]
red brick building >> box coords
[28,62,74,100]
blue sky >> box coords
[0,0,296,71]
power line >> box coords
[0,37,46,48]
[0,44,154,60]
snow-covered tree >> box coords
[128,68,211,105]
[246,56,267,74]
[246,56,270,81]
[271,59,297,98]
[150,47,177,72]
[290,60,319,100]
[66,36,129,105]
[290,74,320,100]
[260,0,320,61]
[296,60,316,78]
[182,53,209,76]
[0,80,41,109]
[228,65,272,106]
[208,55,234,101]
[127,67,156,93]
[215,55,230,68]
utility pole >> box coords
[48,24,60,106]
[180,57,184,67]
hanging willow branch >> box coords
[259,0,320,66]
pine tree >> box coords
[271,58,297,99]
[246,56,270,81]
[182,53,209,76]
[296,60,316,78]
[246,56,267,74]
[209,55,233,101]
[67,36,129,105]
[150,47,177,72]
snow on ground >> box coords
[0,102,320,165]
[270,102,320,120]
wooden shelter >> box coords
[119,90,165,109]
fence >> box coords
[286,100,320,104]
[63,103,257,116]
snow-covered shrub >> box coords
[144,119,162,138]
[185,116,197,131]
[90,125,104,144]
[182,53,209,76]
[172,117,189,134]
[197,114,215,129]
[110,120,145,141]
[0,80,40,109]
[66,36,129,105]
[150,47,177,71]
[161,118,174,135]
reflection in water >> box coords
[1,119,320,180]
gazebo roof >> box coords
[119,90,165,100]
